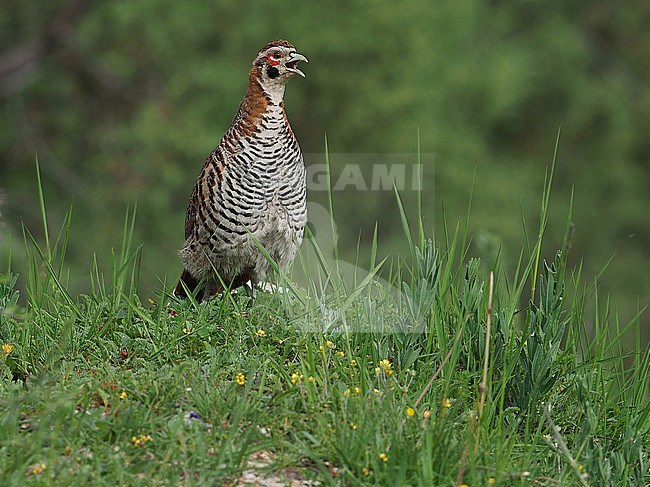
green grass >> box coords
[0,154,648,486]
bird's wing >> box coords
[184,146,227,241]
[184,180,201,240]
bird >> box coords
[174,40,308,300]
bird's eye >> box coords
[272,52,282,59]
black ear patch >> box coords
[267,66,280,79]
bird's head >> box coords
[252,40,308,90]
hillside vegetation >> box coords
[1,168,648,485]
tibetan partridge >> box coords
[174,40,308,299]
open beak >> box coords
[285,53,308,78]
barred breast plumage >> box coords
[174,40,308,299]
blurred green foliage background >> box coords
[1,1,648,340]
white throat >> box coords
[263,82,286,107]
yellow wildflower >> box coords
[488,478,496,485]
[119,391,127,400]
[343,388,351,397]
[308,376,315,383]
[26,463,46,476]
[236,373,246,385]
[2,343,13,357]
[423,409,431,419]
[441,398,451,409]
[131,434,153,447]
[350,359,357,366]
[378,359,393,375]
[362,467,370,476]
[256,329,266,337]
[182,327,190,334]
[406,407,415,417]
[336,351,345,358]
[379,453,388,462]
[349,421,357,430]
[291,373,303,384]
[325,340,335,349]
[353,386,361,395]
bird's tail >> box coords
[173,269,199,298]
